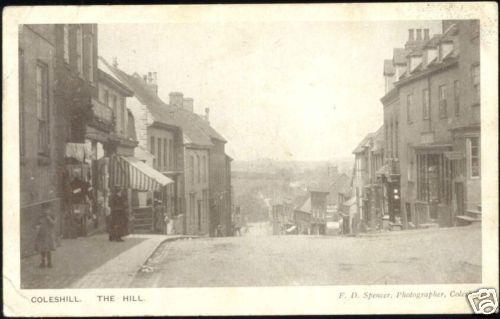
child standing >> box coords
[35,203,57,268]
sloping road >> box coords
[131,225,481,287]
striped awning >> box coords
[110,155,173,192]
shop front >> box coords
[109,155,174,234]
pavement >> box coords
[131,224,482,287]
[21,233,186,289]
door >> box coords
[455,182,465,218]
[197,200,202,231]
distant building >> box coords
[351,127,385,232]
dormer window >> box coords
[426,47,438,64]
[439,42,454,60]
[409,56,422,72]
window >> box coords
[197,155,201,183]
[157,138,162,169]
[190,156,195,185]
[170,140,174,169]
[122,100,127,135]
[121,100,126,134]
[406,94,413,123]
[87,32,94,82]
[468,137,480,178]
[19,49,25,157]
[438,85,447,119]
[190,193,195,224]
[422,89,430,119]
[203,156,207,182]
[163,139,168,170]
[36,62,50,155]
[454,80,460,116]
[390,123,393,158]
[150,136,155,168]
[111,95,117,129]
[416,153,451,204]
[395,121,399,158]
[471,64,480,104]
[63,25,69,64]
[76,26,83,76]
[104,90,109,106]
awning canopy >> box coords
[110,156,174,192]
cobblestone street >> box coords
[131,224,481,287]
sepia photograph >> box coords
[3,3,499,316]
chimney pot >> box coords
[169,92,184,108]
[409,29,414,41]
[416,29,422,41]
[182,98,194,113]
[424,29,430,40]
[112,57,118,67]
[205,107,210,122]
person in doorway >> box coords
[35,203,57,268]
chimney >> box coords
[416,29,422,41]
[205,107,210,122]
[408,29,415,42]
[169,92,184,108]
[112,57,118,67]
[143,75,147,83]
[424,29,430,41]
[182,98,194,113]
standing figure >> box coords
[216,224,223,237]
[110,189,128,242]
[35,203,57,268]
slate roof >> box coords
[383,59,395,75]
[100,57,213,147]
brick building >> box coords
[19,24,98,256]
[380,21,481,229]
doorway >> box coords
[454,182,465,218]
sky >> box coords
[98,20,442,162]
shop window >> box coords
[468,137,480,178]
[416,153,451,204]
